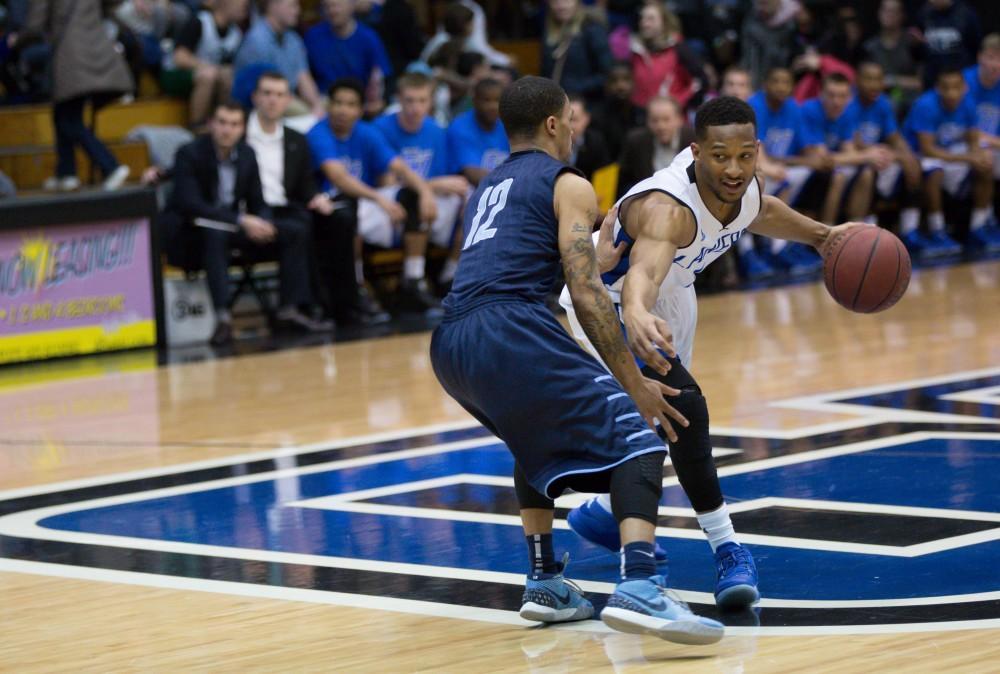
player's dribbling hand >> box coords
[623,308,676,376]
[596,206,626,273]
[632,378,688,442]
[818,222,864,257]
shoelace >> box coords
[718,546,750,573]
[555,552,587,597]
[649,575,691,613]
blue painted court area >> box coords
[38,435,1000,601]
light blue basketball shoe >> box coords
[601,575,724,645]
[520,553,595,623]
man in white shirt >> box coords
[247,71,337,331]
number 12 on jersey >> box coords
[463,178,513,250]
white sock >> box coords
[971,207,994,229]
[596,493,613,514]
[403,256,425,280]
[697,503,738,553]
[900,208,920,235]
[770,238,787,254]
[928,212,945,232]
[439,258,459,283]
[354,260,365,285]
[737,233,754,254]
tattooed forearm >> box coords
[561,231,638,386]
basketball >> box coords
[822,226,911,313]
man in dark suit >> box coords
[247,71,387,326]
[167,100,322,346]
[616,96,696,198]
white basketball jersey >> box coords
[603,147,762,296]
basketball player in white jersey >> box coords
[560,96,856,609]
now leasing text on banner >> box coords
[0,220,156,364]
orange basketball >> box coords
[822,226,911,313]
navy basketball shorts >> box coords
[430,301,667,499]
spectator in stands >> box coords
[245,72,337,330]
[425,4,477,116]
[614,1,708,111]
[170,0,247,128]
[740,0,799,89]
[307,78,442,314]
[965,34,1000,179]
[423,1,512,71]
[748,66,826,274]
[541,0,611,100]
[567,93,610,180]
[689,0,746,72]
[445,78,509,186]
[235,0,325,118]
[916,0,981,89]
[800,73,887,226]
[305,0,393,117]
[114,0,190,76]
[372,0,426,84]
[616,96,694,198]
[21,0,133,192]
[846,61,923,232]
[903,68,1000,255]
[373,72,471,290]
[167,101,325,346]
[590,63,645,162]
[861,0,924,108]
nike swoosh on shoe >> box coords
[620,591,666,612]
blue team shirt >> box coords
[964,65,1000,136]
[446,111,510,173]
[800,98,856,151]
[304,22,392,93]
[444,150,578,313]
[373,113,451,179]
[747,92,807,158]
[305,119,397,192]
[234,20,309,88]
[902,89,978,151]
[845,95,899,146]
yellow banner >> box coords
[0,321,156,365]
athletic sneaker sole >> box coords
[519,602,594,623]
[715,583,760,610]
[600,607,724,645]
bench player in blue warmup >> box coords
[430,76,725,644]
[560,96,853,610]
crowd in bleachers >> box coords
[2,0,1000,345]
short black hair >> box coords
[694,96,757,141]
[857,60,884,75]
[474,77,503,99]
[456,51,486,77]
[328,77,364,102]
[499,76,567,140]
[822,72,851,88]
[214,99,247,119]
[765,66,792,81]
[936,67,965,83]
[254,70,288,91]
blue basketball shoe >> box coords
[714,542,759,610]
[567,498,668,562]
[601,575,725,645]
[520,554,594,623]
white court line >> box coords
[2,558,1000,636]
[939,385,1000,404]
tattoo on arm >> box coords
[562,228,636,383]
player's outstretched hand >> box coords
[817,222,865,257]
[596,206,626,273]
[623,309,676,376]
[632,378,688,441]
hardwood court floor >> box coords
[2,260,1000,672]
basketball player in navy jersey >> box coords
[561,96,855,609]
[431,76,725,644]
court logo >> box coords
[1,370,998,634]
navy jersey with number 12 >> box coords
[444,150,582,315]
